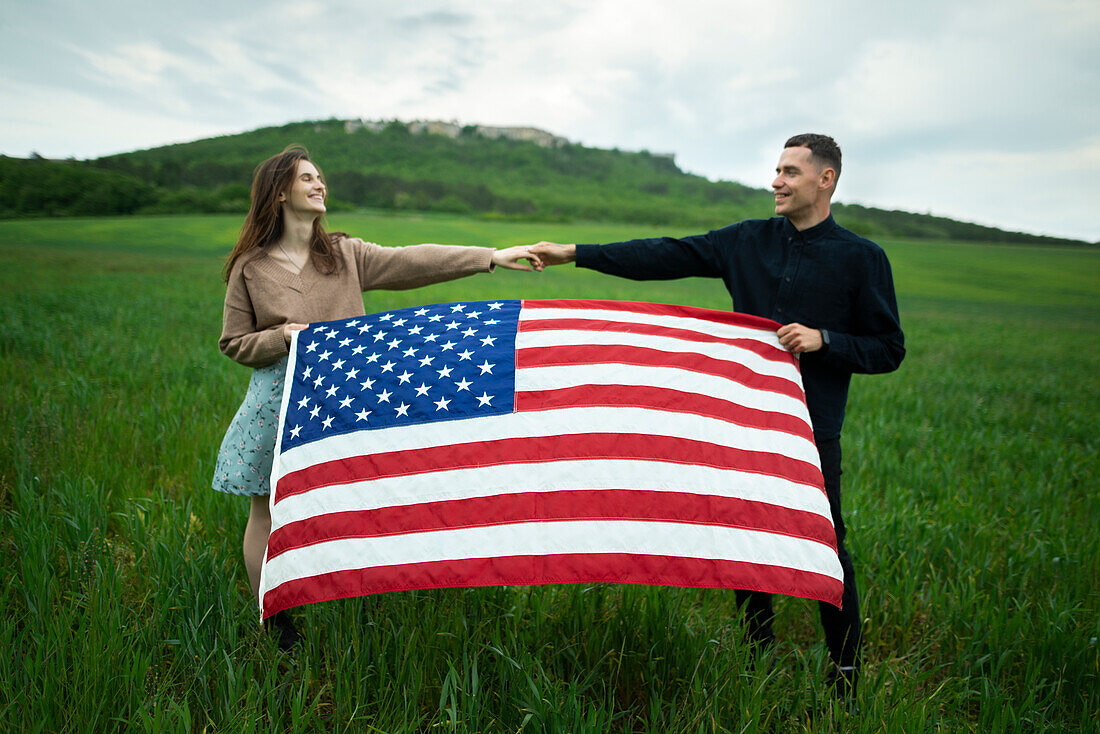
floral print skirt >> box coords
[211,358,287,496]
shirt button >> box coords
[785,277,791,282]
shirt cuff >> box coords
[574,244,598,267]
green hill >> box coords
[2,119,1090,246]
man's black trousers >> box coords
[734,437,861,668]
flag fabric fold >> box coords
[259,299,843,618]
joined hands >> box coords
[492,245,546,272]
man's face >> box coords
[772,146,825,220]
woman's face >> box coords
[279,159,327,218]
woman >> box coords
[212,145,540,648]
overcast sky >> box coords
[2,0,1097,240]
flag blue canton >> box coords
[280,300,521,451]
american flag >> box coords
[259,299,843,618]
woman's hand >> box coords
[491,246,544,272]
[282,323,308,345]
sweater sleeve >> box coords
[349,240,495,290]
[218,265,290,368]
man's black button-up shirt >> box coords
[575,215,905,440]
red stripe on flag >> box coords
[517,344,804,401]
[521,299,783,332]
[266,489,838,559]
[519,317,792,364]
[261,552,844,619]
[275,433,824,502]
[515,385,812,440]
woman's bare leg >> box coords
[243,494,272,604]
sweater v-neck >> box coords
[253,250,311,293]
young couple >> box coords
[214,137,904,704]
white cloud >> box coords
[0,0,1097,240]
[0,78,230,158]
[841,136,1100,240]
[74,42,181,89]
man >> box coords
[529,134,905,700]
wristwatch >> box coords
[819,328,831,353]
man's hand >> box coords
[527,242,576,267]
[777,323,824,354]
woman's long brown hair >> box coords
[223,145,342,281]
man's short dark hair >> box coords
[785,134,842,180]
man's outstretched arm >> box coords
[530,231,726,281]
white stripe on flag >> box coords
[261,520,840,592]
[270,459,830,532]
[274,405,820,477]
[519,306,783,344]
[515,329,798,385]
[515,363,811,423]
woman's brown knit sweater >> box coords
[219,237,495,368]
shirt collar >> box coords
[783,214,836,242]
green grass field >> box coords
[1,212,1097,732]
